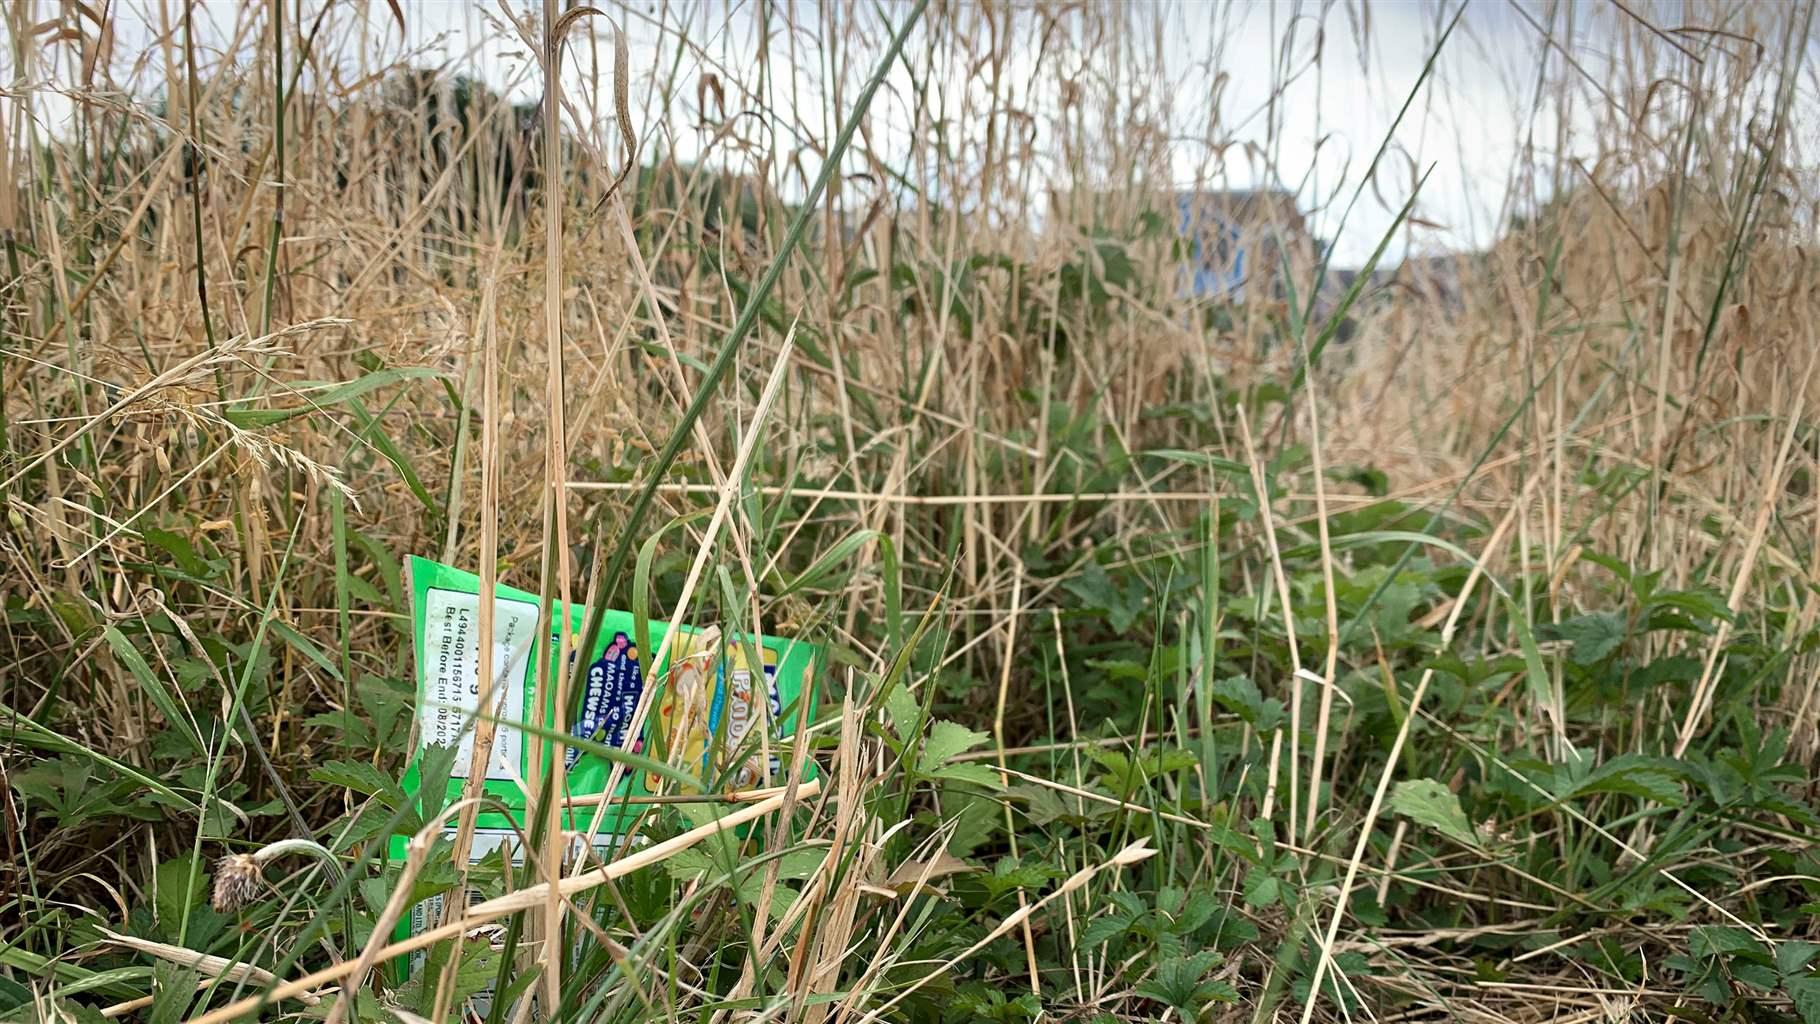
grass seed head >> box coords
[212,853,264,914]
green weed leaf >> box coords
[309,759,408,808]
[147,963,197,1024]
[1777,942,1820,976]
[1569,754,1686,805]
[930,763,1004,789]
[1549,612,1627,665]
[1211,675,1283,731]
[152,856,207,937]
[140,528,219,579]
[1786,973,1820,1024]
[1388,779,1478,847]
[883,682,921,741]
[918,721,991,773]
[1689,926,1764,960]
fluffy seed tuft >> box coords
[212,853,264,913]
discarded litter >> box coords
[386,555,821,1005]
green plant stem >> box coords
[566,0,932,707]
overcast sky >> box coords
[10,1,1809,267]
[391,0,1567,266]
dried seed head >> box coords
[212,853,264,913]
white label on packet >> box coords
[419,587,539,781]
[407,828,623,1017]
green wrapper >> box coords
[385,555,820,998]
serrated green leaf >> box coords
[1175,891,1220,933]
[1135,951,1229,1011]
[1550,612,1627,665]
[883,683,921,741]
[1063,560,1146,634]
[408,936,498,1016]
[1016,784,1072,827]
[152,856,207,938]
[1079,913,1134,949]
[415,740,459,823]
[1787,972,1820,1024]
[1211,675,1283,731]
[309,759,407,808]
[945,797,1004,857]
[147,963,197,1024]
[141,528,217,579]
[917,721,991,772]
[1242,868,1280,908]
[1388,778,1478,847]
[1569,754,1685,805]
[1689,925,1764,960]
[931,763,1004,789]
[775,848,828,881]
[664,847,715,882]
[1735,961,1781,990]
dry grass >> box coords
[3,1,1819,1022]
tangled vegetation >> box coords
[2,2,1819,1022]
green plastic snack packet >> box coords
[386,555,820,1002]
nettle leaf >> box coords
[1787,973,1820,1024]
[945,797,1005,857]
[1152,748,1200,775]
[1015,784,1081,827]
[148,963,198,1024]
[1085,747,1195,791]
[406,937,499,1016]
[1211,675,1284,731]
[1689,926,1766,961]
[1135,951,1231,1012]
[1063,560,1147,634]
[1775,941,1820,976]
[930,763,1005,789]
[883,682,921,740]
[1388,779,1478,848]
[1547,612,1627,665]
[309,760,408,809]
[1568,754,1686,805]
[918,721,991,773]
[1645,588,1733,625]
[151,856,208,937]
[774,848,829,882]
[1750,791,1820,829]
[1153,886,1185,916]
[1079,911,1137,950]
[980,858,1054,900]
[1735,961,1781,991]
[1241,867,1280,908]
[416,742,460,823]
[663,847,716,884]
[1632,655,1702,689]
